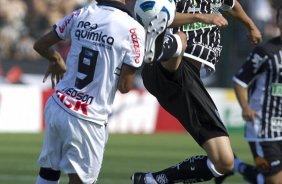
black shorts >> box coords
[141,60,228,146]
[249,141,282,177]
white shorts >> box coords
[38,97,108,184]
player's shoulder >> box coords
[260,36,281,55]
[116,10,143,29]
[116,13,145,36]
[121,19,146,45]
[127,17,145,30]
[65,4,88,21]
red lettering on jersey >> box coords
[59,12,78,33]
[74,100,88,116]
[57,90,72,108]
[129,28,141,64]
[56,90,88,115]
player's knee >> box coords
[39,167,61,181]
[214,155,234,174]
[176,32,187,52]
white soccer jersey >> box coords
[52,2,145,125]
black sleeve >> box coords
[233,46,268,86]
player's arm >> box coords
[171,13,228,29]
[224,0,262,44]
[233,82,256,122]
[33,30,66,88]
[118,65,136,93]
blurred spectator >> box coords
[266,0,282,37]
[26,0,52,39]
[5,66,23,84]
[0,0,278,87]
[0,0,84,61]
[11,34,39,60]
[0,0,28,59]
[0,0,275,62]
[0,63,4,83]
[238,0,276,39]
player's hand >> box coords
[199,14,228,29]
[247,27,262,45]
[43,57,66,89]
[242,106,256,122]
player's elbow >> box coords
[33,40,45,54]
[33,41,40,52]
[118,65,136,93]
[118,79,134,93]
[118,84,132,94]
[119,89,130,94]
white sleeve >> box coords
[123,25,145,68]
[53,9,82,40]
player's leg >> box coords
[233,142,262,184]
[133,78,234,184]
[132,140,232,184]
[265,171,282,184]
[214,152,259,184]
[260,141,282,184]
[36,98,61,184]
[144,137,233,183]
[136,136,234,183]
[63,120,107,184]
[159,31,187,72]
[144,11,168,63]
[202,136,234,174]
[36,168,61,184]
[68,174,83,184]
[37,98,107,184]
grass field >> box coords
[0,131,252,184]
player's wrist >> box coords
[194,14,203,22]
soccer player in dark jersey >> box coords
[131,0,262,183]
[231,6,282,184]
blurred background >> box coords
[0,0,282,183]
[0,0,281,87]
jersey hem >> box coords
[183,52,215,71]
[245,137,282,142]
[51,95,107,126]
[232,76,248,88]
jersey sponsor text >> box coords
[56,90,89,116]
[62,87,94,104]
[75,21,114,46]
[183,22,215,31]
[129,28,141,64]
[59,11,80,33]
[272,83,282,96]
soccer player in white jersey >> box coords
[131,0,262,183]
[232,6,282,184]
[33,0,145,183]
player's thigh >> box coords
[202,136,234,170]
[61,119,108,183]
[265,170,282,184]
[260,141,282,182]
[248,141,270,173]
[68,173,83,184]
